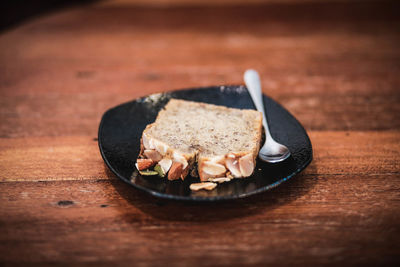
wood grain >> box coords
[0,131,399,182]
[0,173,399,265]
[0,0,399,266]
[1,2,399,137]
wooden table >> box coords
[1,1,399,265]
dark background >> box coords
[1,0,96,31]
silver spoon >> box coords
[244,69,291,163]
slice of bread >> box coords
[136,99,263,182]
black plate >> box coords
[98,86,312,201]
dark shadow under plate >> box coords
[98,86,312,201]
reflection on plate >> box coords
[98,86,312,201]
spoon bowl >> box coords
[259,138,291,163]
[244,69,291,163]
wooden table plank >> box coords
[0,173,399,265]
[1,131,399,182]
[0,136,105,182]
[1,3,399,137]
[0,78,399,138]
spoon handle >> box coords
[244,69,272,140]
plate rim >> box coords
[98,86,313,202]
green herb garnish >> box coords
[154,164,165,177]
[139,170,158,176]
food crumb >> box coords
[190,182,217,191]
